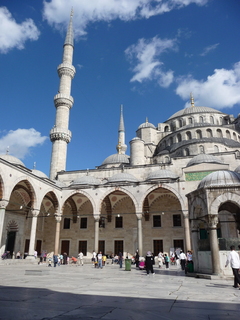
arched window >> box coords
[164,126,169,132]
[199,145,204,154]
[177,133,182,142]
[196,130,202,139]
[186,131,191,140]
[178,119,182,128]
[217,129,223,138]
[207,129,213,138]
[219,117,223,125]
[214,145,219,152]
[184,148,190,156]
[226,130,231,139]
[210,116,214,124]
[199,116,204,123]
[188,117,193,124]
[233,132,237,141]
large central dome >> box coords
[168,106,224,120]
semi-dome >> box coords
[168,106,224,120]
[32,169,48,178]
[71,175,101,186]
[198,170,240,189]
[0,154,25,167]
[147,169,179,181]
[102,153,130,166]
[107,172,138,183]
[187,154,224,167]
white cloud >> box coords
[0,7,40,54]
[125,36,177,87]
[0,129,48,159]
[43,0,208,37]
[200,43,219,56]
[176,61,240,109]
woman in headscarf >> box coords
[145,251,155,275]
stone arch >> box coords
[188,196,208,220]
[40,190,59,215]
[62,190,96,213]
[210,192,240,216]
[6,220,19,232]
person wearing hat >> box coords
[145,251,155,275]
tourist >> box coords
[98,251,103,269]
[158,252,164,268]
[164,253,170,269]
[145,251,155,275]
[225,245,240,289]
[179,250,187,271]
[78,251,84,266]
[118,252,123,268]
[135,250,139,268]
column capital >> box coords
[0,200,8,209]
[55,214,62,223]
[207,214,219,229]
[94,215,100,222]
[136,213,143,220]
[31,209,39,217]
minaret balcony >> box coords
[54,94,74,109]
[57,63,76,79]
[50,128,72,143]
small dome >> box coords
[168,106,224,120]
[102,153,130,166]
[138,120,156,130]
[107,172,138,183]
[187,154,224,167]
[147,169,179,181]
[71,175,101,186]
[198,170,240,189]
[32,169,48,178]
[0,154,25,167]
[235,165,240,173]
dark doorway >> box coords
[153,239,163,255]
[99,240,105,254]
[61,240,70,255]
[6,232,16,257]
[78,241,87,256]
[114,240,123,255]
[36,240,42,256]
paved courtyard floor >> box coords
[0,261,239,319]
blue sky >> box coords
[0,0,240,176]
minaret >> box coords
[116,105,127,155]
[49,10,76,180]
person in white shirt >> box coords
[179,251,187,271]
[225,245,240,289]
[78,251,84,266]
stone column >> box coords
[27,210,38,258]
[94,216,100,253]
[54,215,62,255]
[0,200,8,257]
[183,212,191,251]
[190,220,199,272]
[207,215,220,275]
[136,213,143,256]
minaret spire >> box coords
[49,11,76,180]
[116,105,127,155]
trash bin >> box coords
[125,259,131,271]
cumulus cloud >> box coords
[125,36,177,87]
[200,43,219,56]
[0,7,40,54]
[43,0,208,37]
[176,61,240,109]
[0,129,48,159]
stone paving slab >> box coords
[0,263,239,319]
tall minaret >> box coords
[116,105,127,154]
[49,10,76,180]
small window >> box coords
[99,217,105,228]
[63,218,70,229]
[80,217,87,229]
[115,216,123,228]
[173,214,181,227]
[78,241,87,256]
[153,215,161,227]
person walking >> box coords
[225,245,240,289]
[179,250,187,271]
[78,251,84,266]
[164,254,170,269]
[118,252,123,268]
[98,251,103,269]
[135,250,139,268]
[145,251,155,275]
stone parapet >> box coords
[57,63,76,79]
[54,93,74,109]
[50,128,72,143]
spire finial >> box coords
[146,117,148,123]
[33,162,36,169]
[6,146,9,155]
[64,9,74,47]
[190,93,195,107]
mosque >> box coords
[0,14,240,276]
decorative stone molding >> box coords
[50,128,72,143]
[54,214,62,223]
[54,94,74,109]
[31,210,39,218]
[0,200,8,209]
[206,214,219,229]
[57,63,76,79]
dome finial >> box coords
[6,146,9,155]
[190,92,195,107]
[146,117,148,123]
[33,162,36,169]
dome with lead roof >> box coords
[147,169,179,181]
[102,153,130,166]
[138,118,156,130]
[198,170,240,189]
[32,169,48,178]
[235,165,240,173]
[107,172,138,183]
[168,106,224,120]
[0,154,25,167]
[71,175,101,186]
[187,154,224,167]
